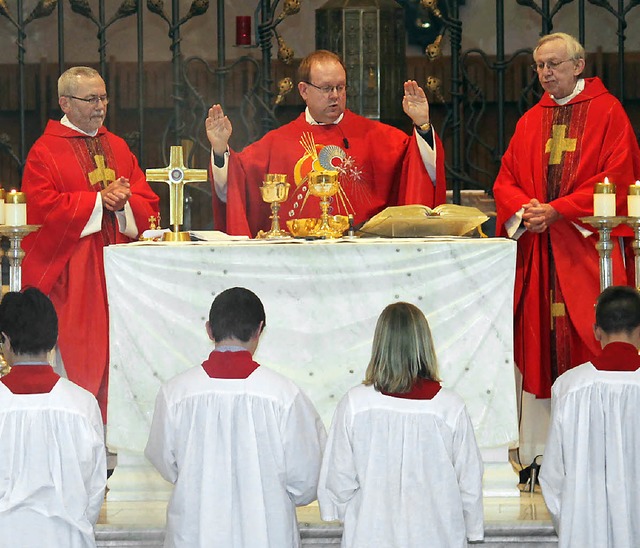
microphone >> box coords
[336,124,350,149]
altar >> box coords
[104,236,519,500]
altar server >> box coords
[0,288,106,547]
[145,287,326,547]
[540,285,640,548]
[318,302,484,547]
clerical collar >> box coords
[60,114,100,137]
[551,78,585,106]
[305,108,344,126]
[214,345,247,353]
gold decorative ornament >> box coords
[145,146,208,241]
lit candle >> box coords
[5,190,26,226]
[593,177,616,217]
[0,188,5,225]
[236,16,252,46]
[628,181,640,217]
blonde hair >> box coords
[58,66,102,98]
[534,32,585,61]
[363,302,440,393]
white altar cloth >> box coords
[104,237,519,499]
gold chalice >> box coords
[256,174,291,239]
[308,171,344,238]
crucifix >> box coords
[146,146,208,241]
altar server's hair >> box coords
[534,32,585,62]
[58,66,102,98]
[298,50,346,84]
[209,287,266,343]
[364,302,440,393]
[595,285,640,335]
[0,287,58,355]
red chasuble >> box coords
[21,120,159,418]
[212,109,447,237]
[494,77,640,398]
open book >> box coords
[357,204,489,238]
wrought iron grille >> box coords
[1,0,639,226]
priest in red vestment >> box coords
[206,50,447,237]
[493,33,640,398]
[21,66,159,420]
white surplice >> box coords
[145,365,327,548]
[540,363,640,548]
[317,384,484,548]
[0,379,106,547]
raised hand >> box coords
[206,104,233,156]
[402,80,430,127]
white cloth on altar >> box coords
[145,364,326,547]
[318,383,484,547]
[0,379,106,547]
[540,363,640,548]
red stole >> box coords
[201,350,260,379]
[382,377,441,400]
[1,365,60,394]
[591,341,640,371]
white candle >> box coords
[0,188,5,225]
[5,190,26,226]
[628,181,640,217]
[593,177,616,217]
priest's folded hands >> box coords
[101,176,132,211]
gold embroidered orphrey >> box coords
[545,124,577,165]
[88,155,116,189]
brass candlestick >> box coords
[308,171,343,239]
[256,174,291,239]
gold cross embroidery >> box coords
[545,124,577,165]
[550,290,566,330]
[88,155,116,189]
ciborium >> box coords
[256,174,291,239]
[308,171,343,239]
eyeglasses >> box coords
[530,59,573,72]
[304,82,347,95]
[65,94,109,105]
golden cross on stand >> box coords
[88,155,116,189]
[146,146,208,241]
[545,124,577,165]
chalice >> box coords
[257,174,291,239]
[308,171,343,238]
